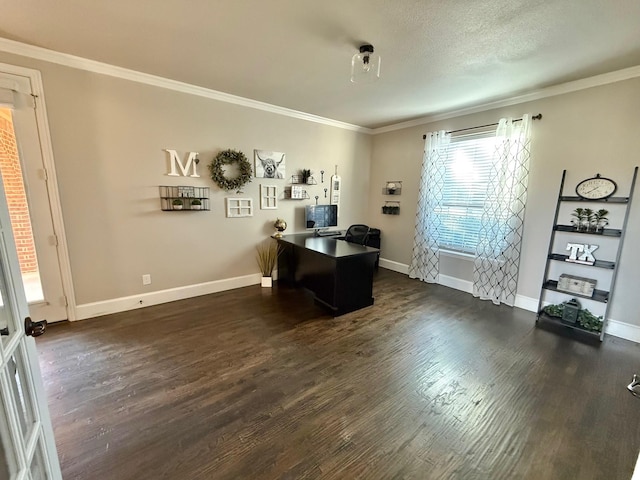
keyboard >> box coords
[315,230,343,237]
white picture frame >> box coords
[260,185,278,210]
[226,197,254,218]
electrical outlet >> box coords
[142,274,151,285]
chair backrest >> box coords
[344,224,370,245]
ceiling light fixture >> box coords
[351,44,380,84]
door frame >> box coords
[0,62,76,321]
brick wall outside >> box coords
[0,109,39,274]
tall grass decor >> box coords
[256,239,280,286]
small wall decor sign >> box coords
[166,149,200,177]
[565,243,598,265]
[290,185,305,199]
[254,150,286,179]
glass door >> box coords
[0,149,60,478]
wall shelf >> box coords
[283,186,309,200]
[290,174,317,185]
[547,254,615,269]
[383,181,402,195]
[537,312,602,338]
[560,195,629,204]
[382,200,400,215]
[553,224,622,237]
[159,186,210,211]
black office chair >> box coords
[344,224,371,246]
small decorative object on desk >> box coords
[172,198,183,210]
[256,239,280,287]
[273,218,287,238]
[190,199,202,210]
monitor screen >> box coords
[305,204,338,229]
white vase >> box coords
[261,276,273,288]
[173,205,183,210]
[191,205,201,210]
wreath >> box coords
[208,149,253,191]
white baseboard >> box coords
[75,273,263,320]
[602,319,640,343]
[438,274,472,293]
[379,258,409,274]
[515,294,540,313]
[75,263,640,343]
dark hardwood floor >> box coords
[36,269,640,479]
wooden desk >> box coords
[276,234,379,316]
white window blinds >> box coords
[434,133,497,253]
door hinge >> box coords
[63,295,68,307]
[31,93,37,110]
[42,168,48,181]
[52,234,58,246]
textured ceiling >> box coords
[1,0,639,128]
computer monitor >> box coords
[305,204,338,230]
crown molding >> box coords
[372,64,640,135]
[1,37,638,137]
[0,37,372,134]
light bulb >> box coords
[350,45,380,84]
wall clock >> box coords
[575,174,617,200]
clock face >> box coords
[575,175,617,199]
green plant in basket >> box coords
[577,309,603,332]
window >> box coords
[434,132,497,253]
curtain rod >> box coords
[422,113,542,139]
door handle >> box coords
[0,327,8,336]
[24,317,47,337]
[628,374,640,398]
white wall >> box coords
[369,78,640,328]
[0,51,372,309]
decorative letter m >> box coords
[166,149,200,177]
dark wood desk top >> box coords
[277,234,379,258]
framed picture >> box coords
[254,150,286,179]
[260,185,278,210]
[226,198,253,218]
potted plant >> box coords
[301,169,312,184]
[172,198,184,210]
[191,199,202,210]
[256,239,280,287]
[593,209,609,232]
[583,208,595,232]
[571,208,585,231]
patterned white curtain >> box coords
[409,131,450,283]
[473,115,532,305]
